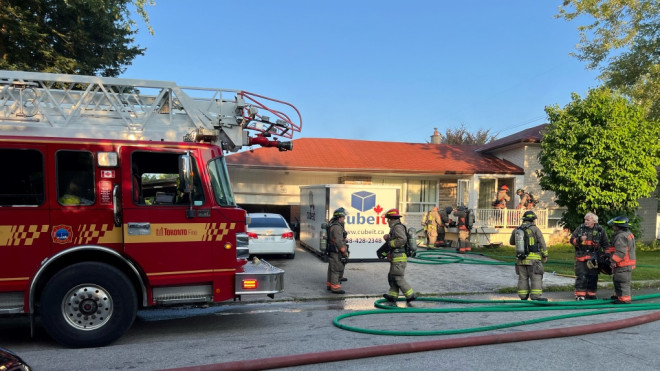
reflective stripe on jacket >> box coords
[570,224,609,260]
[611,230,636,268]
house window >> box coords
[478,179,496,208]
[405,180,437,212]
[457,180,469,207]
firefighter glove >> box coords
[542,256,548,263]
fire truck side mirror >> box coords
[178,154,193,194]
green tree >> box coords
[557,0,660,121]
[441,123,497,145]
[538,87,660,232]
[0,0,154,76]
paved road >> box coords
[2,244,660,371]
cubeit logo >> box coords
[351,191,376,211]
[346,191,386,225]
[306,190,316,221]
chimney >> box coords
[430,127,442,144]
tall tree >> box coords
[557,0,660,120]
[538,87,660,232]
[0,0,154,76]
[441,123,497,145]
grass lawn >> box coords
[477,243,660,283]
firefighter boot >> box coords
[331,289,345,294]
[383,294,397,303]
[340,277,348,282]
[406,293,418,305]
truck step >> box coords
[0,292,24,314]
[152,285,213,305]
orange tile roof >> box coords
[226,138,523,175]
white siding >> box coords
[638,197,659,242]
[229,169,337,205]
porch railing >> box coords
[474,208,548,229]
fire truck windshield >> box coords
[208,157,236,207]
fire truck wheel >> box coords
[40,262,137,348]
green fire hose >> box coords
[334,294,660,336]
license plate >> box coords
[263,236,275,241]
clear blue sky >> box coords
[122,0,601,143]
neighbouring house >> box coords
[477,124,659,243]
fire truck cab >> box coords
[0,71,301,347]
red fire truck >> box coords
[0,71,302,347]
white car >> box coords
[246,213,296,259]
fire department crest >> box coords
[51,225,73,244]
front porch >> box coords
[437,208,567,248]
[475,208,549,229]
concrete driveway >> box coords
[252,242,576,302]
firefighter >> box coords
[516,189,528,209]
[435,206,453,247]
[382,208,417,305]
[493,185,510,209]
[570,212,609,300]
[326,207,349,294]
[607,216,636,304]
[425,206,442,247]
[59,177,92,205]
[59,180,83,205]
[420,210,429,245]
[509,211,548,301]
[453,206,471,253]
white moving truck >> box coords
[299,184,399,260]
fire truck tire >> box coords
[40,262,137,348]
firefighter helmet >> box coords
[384,208,402,219]
[522,210,537,221]
[445,206,453,214]
[608,215,630,228]
[516,188,524,195]
[599,258,613,275]
[333,207,347,218]
[593,252,613,275]
[500,185,509,191]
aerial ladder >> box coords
[0,70,302,152]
